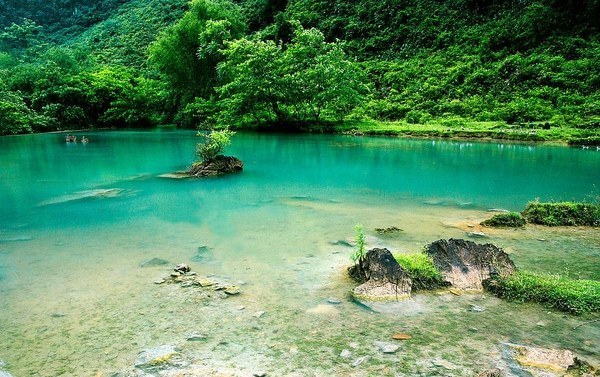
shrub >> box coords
[350,224,366,264]
[481,212,526,227]
[395,253,443,290]
[485,271,600,315]
[522,202,600,226]
[196,129,235,162]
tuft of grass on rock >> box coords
[395,253,444,290]
[485,271,600,315]
[481,212,526,227]
[522,201,600,226]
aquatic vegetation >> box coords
[394,253,443,290]
[522,202,600,227]
[481,212,526,227]
[485,271,600,315]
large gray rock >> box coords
[187,155,243,177]
[425,239,515,290]
[351,248,412,300]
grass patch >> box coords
[481,212,526,227]
[522,202,600,226]
[485,271,600,315]
[395,253,444,290]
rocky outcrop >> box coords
[186,155,243,177]
[351,248,412,300]
[425,239,515,290]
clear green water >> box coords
[0,131,598,376]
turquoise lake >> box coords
[0,131,599,376]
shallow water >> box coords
[0,131,598,376]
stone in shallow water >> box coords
[0,371,14,377]
[186,333,208,341]
[135,344,178,369]
[352,356,369,367]
[392,333,412,340]
[340,349,352,359]
[140,257,169,267]
[327,297,342,304]
[374,341,400,354]
[306,304,339,316]
[224,286,240,295]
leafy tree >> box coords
[148,0,246,109]
[213,24,367,127]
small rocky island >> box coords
[186,155,243,177]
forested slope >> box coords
[1,0,599,135]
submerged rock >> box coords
[351,248,412,300]
[186,155,243,177]
[135,344,180,370]
[425,239,515,290]
[501,343,598,376]
[140,257,169,267]
[374,341,400,354]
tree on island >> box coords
[186,128,243,177]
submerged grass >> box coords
[485,271,600,315]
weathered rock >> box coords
[352,356,369,367]
[186,155,243,177]
[224,286,240,295]
[351,248,412,300]
[513,344,576,372]
[476,368,503,377]
[134,344,179,370]
[425,239,515,290]
[174,263,191,274]
[306,304,340,316]
[140,257,169,268]
[374,341,400,354]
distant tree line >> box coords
[1,0,599,135]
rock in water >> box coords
[187,155,243,177]
[424,239,515,290]
[140,257,169,267]
[374,341,400,353]
[134,344,178,370]
[351,248,412,300]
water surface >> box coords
[0,131,598,376]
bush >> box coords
[481,212,526,227]
[522,202,600,226]
[196,129,235,162]
[485,271,600,315]
[395,253,443,290]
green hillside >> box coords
[1,0,599,137]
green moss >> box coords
[485,271,600,315]
[395,253,443,290]
[481,212,526,227]
[522,202,600,226]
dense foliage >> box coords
[1,0,599,135]
[485,271,600,315]
[522,202,600,226]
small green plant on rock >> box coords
[196,129,235,163]
[351,224,366,264]
[481,212,526,227]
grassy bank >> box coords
[522,202,600,227]
[333,120,600,144]
[485,271,600,315]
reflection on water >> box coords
[0,131,598,376]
